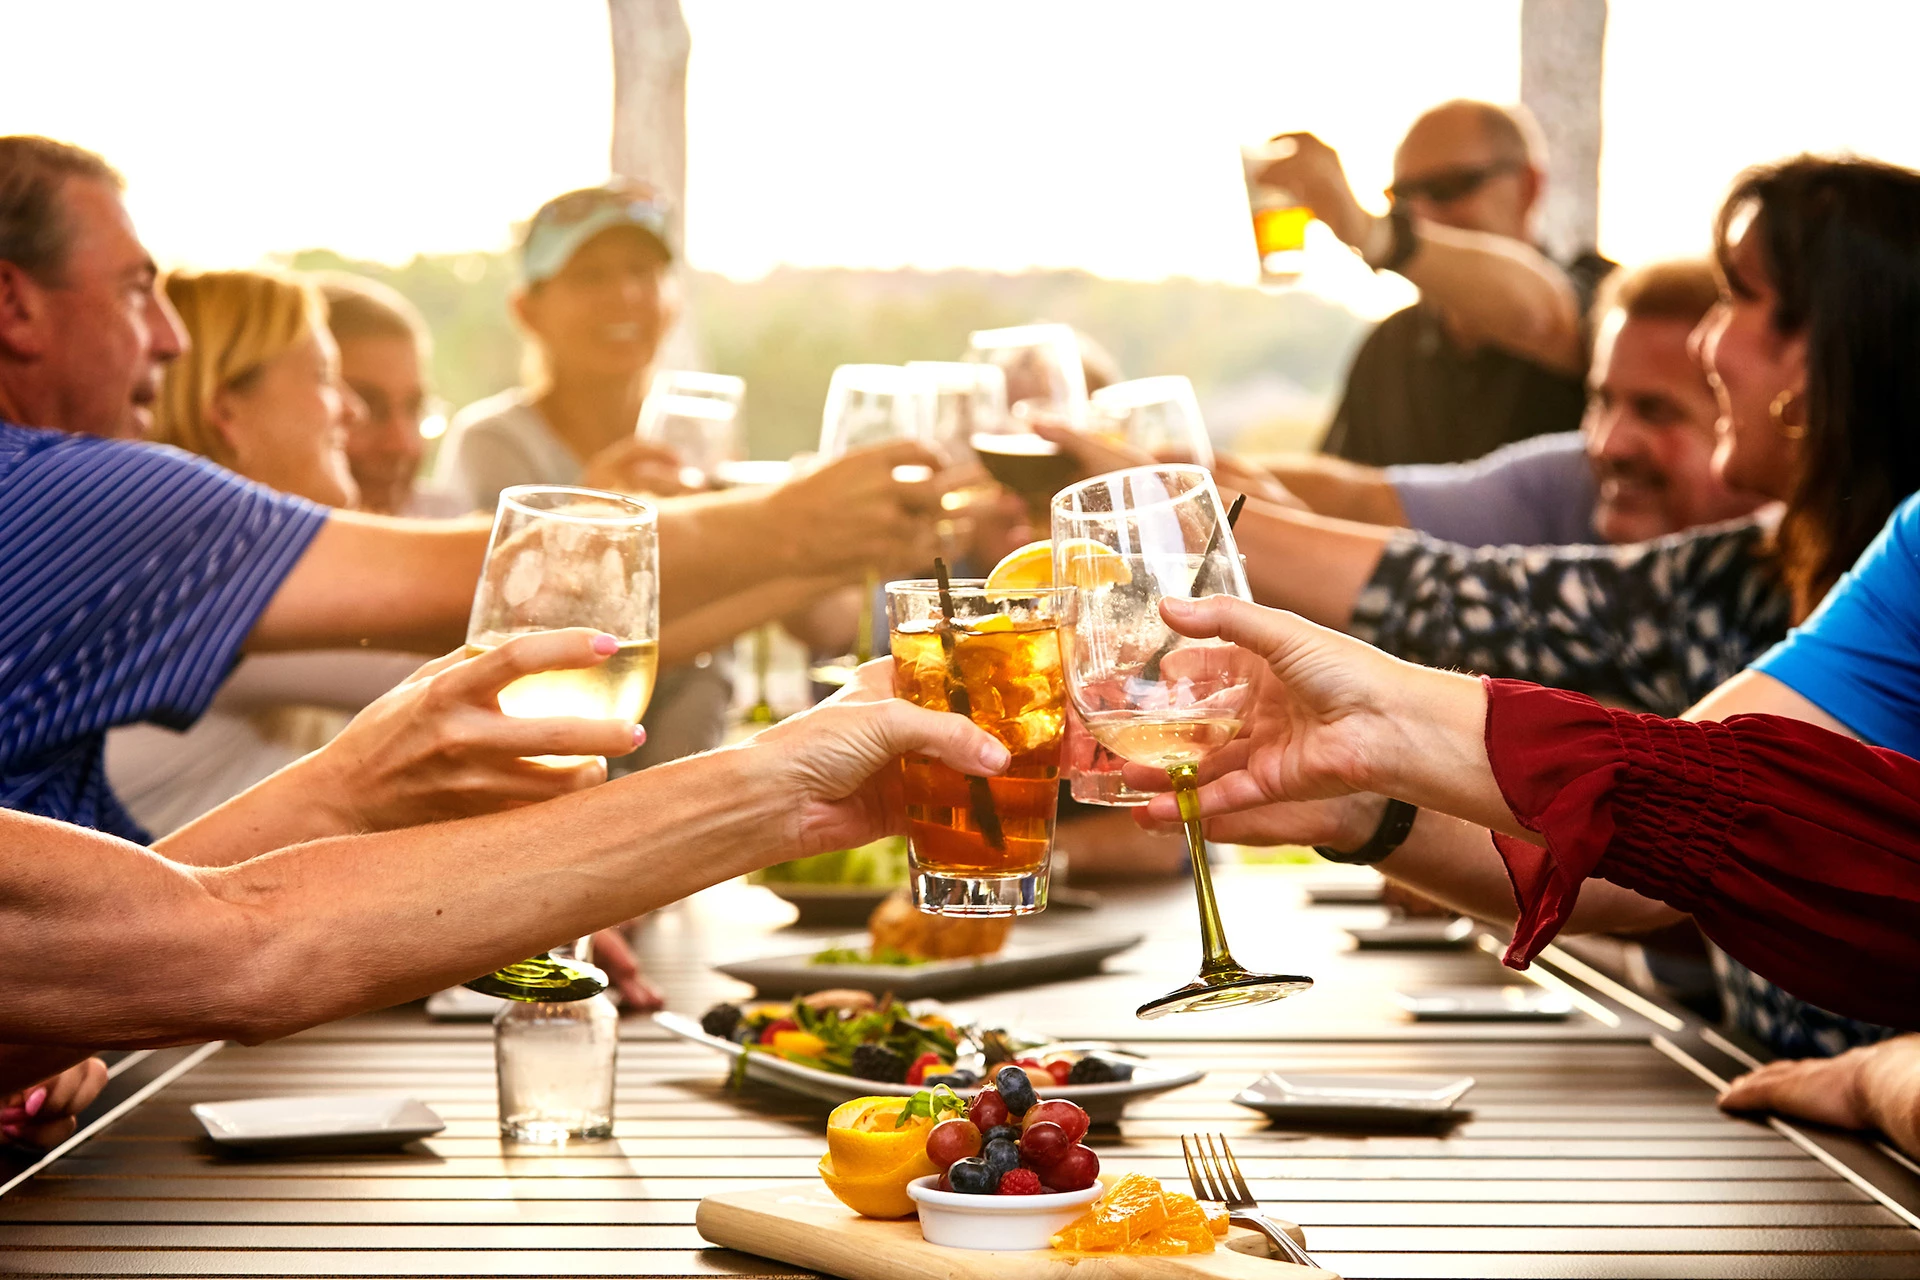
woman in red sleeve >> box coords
[1134,593,1920,1032]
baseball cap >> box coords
[520,178,674,284]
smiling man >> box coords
[1258,100,1616,466]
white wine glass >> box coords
[639,371,746,488]
[965,325,1085,522]
[1052,465,1312,1018]
[813,365,934,679]
[464,484,660,1002]
[1091,375,1216,470]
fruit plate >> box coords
[713,932,1144,999]
[697,1183,1329,1278]
[655,1012,1203,1124]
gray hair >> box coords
[0,136,122,282]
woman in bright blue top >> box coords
[1750,492,1920,758]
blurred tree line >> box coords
[291,248,1368,459]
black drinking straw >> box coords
[1140,491,1247,682]
[933,557,1005,850]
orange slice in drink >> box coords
[985,539,1131,600]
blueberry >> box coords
[947,1155,999,1195]
[982,1137,1021,1177]
[984,1124,1020,1146]
[948,1068,981,1085]
[728,1025,755,1045]
[925,1069,982,1090]
[995,1064,1038,1116]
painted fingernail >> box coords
[23,1088,45,1117]
[0,1108,23,1123]
[631,725,647,747]
[592,633,619,656]
[0,1124,20,1142]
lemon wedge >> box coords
[985,538,1131,599]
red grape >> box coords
[1020,1099,1090,1145]
[968,1088,1010,1132]
[925,1119,982,1171]
[1019,1120,1071,1168]
[1045,1144,1100,1192]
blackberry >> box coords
[850,1042,908,1083]
[1068,1056,1134,1084]
[699,1003,743,1040]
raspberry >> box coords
[997,1168,1044,1195]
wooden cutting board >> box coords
[696,1184,1336,1280]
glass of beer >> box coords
[464,484,660,1002]
[1241,140,1311,289]
[887,578,1067,916]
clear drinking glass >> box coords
[463,484,659,1002]
[887,578,1066,916]
[1242,139,1311,289]
[812,365,935,683]
[965,325,1085,522]
[1091,375,1216,470]
[639,371,745,487]
[1052,465,1313,1017]
[495,992,617,1143]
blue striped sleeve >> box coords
[0,424,328,839]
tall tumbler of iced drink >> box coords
[1241,140,1311,289]
[887,579,1067,916]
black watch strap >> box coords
[1314,798,1418,866]
[1366,205,1419,274]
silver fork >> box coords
[1181,1132,1317,1269]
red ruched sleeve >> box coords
[1481,677,1920,1030]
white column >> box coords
[1520,0,1607,261]
[606,0,700,369]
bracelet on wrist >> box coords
[1314,797,1418,866]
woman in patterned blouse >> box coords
[1208,156,1920,1059]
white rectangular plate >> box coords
[1235,1071,1476,1128]
[425,985,511,1022]
[654,1011,1201,1124]
[1346,917,1477,950]
[714,932,1143,1000]
[191,1094,444,1153]
[1398,986,1575,1022]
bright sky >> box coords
[9,1,1919,316]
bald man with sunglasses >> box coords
[1257,99,1614,468]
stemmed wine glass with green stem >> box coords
[463,485,660,1002]
[1052,465,1313,1018]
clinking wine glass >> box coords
[1090,375,1216,470]
[638,370,746,488]
[1052,465,1312,1018]
[812,364,935,682]
[965,324,1086,522]
[463,484,660,1002]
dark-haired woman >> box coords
[1208,154,1920,1058]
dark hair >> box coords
[1713,155,1920,617]
[0,136,122,283]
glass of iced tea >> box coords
[887,578,1067,916]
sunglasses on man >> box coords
[1387,159,1523,206]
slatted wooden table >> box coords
[4,866,1917,1279]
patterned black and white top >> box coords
[1348,518,1895,1057]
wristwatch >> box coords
[1362,206,1419,274]
[1313,798,1418,866]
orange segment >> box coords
[985,538,1131,600]
[1051,1175,1230,1256]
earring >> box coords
[1769,389,1807,440]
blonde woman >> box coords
[105,270,425,834]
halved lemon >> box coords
[985,538,1132,599]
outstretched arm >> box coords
[1135,596,1920,1029]
[0,664,1009,1056]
